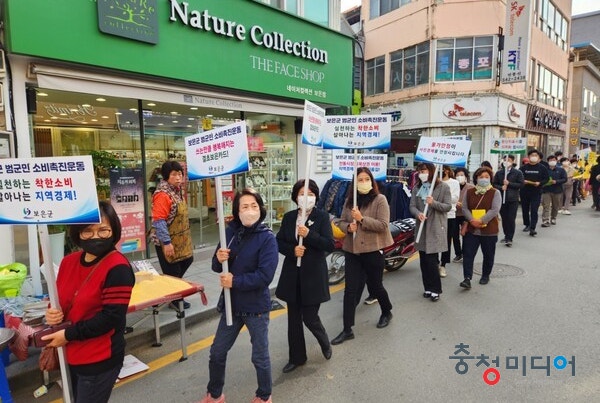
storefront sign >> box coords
[110,168,146,253]
[382,110,405,126]
[6,1,352,106]
[443,100,485,121]
[490,137,527,154]
[322,115,391,149]
[526,105,566,134]
[301,100,325,146]
[331,152,388,181]
[0,156,100,224]
[501,0,531,83]
[185,121,249,180]
[34,102,119,128]
[507,102,522,123]
[414,137,472,167]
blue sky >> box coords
[341,0,599,16]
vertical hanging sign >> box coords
[501,0,532,84]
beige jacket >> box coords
[339,194,394,254]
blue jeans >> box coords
[462,232,498,280]
[207,312,271,400]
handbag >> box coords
[31,321,72,348]
[39,346,60,371]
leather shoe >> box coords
[522,226,530,232]
[529,230,537,237]
[282,362,304,373]
[376,312,392,328]
[321,345,332,360]
[479,277,489,285]
[331,330,354,345]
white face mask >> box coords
[418,173,429,183]
[456,175,466,184]
[549,161,557,167]
[529,156,539,163]
[503,161,512,168]
[357,181,373,194]
[239,210,261,227]
[297,195,316,211]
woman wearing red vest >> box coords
[43,201,135,403]
[459,167,501,289]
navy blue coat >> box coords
[212,220,278,314]
[275,208,334,306]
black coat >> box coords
[275,208,334,306]
[492,167,524,202]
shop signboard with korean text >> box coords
[0,156,100,224]
[490,138,527,154]
[5,0,352,106]
[110,168,146,253]
[501,0,532,84]
[322,115,392,150]
[414,137,472,167]
[185,121,250,180]
[332,152,388,181]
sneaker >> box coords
[199,393,225,403]
[541,222,550,228]
[505,240,512,247]
[438,265,447,278]
[522,226,530,232]
[364,296,378,305]
[251,396,272,403]
[558,209,564,214]
[563,210,571,215]
[499,238,507,244]
[430,293,440,302]
[459,278,471,289]
[529,230,537,237]
[551,219,557,225]
[452,255,463,263]
[423,291,432,298]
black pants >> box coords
[343,251,392,331]
[462,233,498,280]
[500,201,519,242]
[441,218,460,265]
[155,245,193,278]
[70,364,121,403]
[593,184,600,209]
[419,251,442,294]
[286,302,329,365]
[520,189,542,230]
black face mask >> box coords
[79,238,114,257]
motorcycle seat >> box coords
[389,218,416,237]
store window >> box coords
[390,41,430,91]
[435,37,494,82]
[370,0,411,19]
[28,88,298,261]
[366,56,385,96]
[535,63,565,110]
[534,0,568,51]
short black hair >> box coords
[454,167,470,182]
[69,200,122,247]
[160,161,183,180]
[291,179,320,204]
[547,155,557,161]
[232,188,267,224]
[504,154,515,161]
[528,149,540,157]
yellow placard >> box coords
[472,209,486,220]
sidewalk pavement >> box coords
[5,246,284,395]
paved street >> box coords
[13,201,600,402]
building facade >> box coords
[0,0,352,294]
[358,0,571,172]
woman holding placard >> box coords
[331,167,394,345]
[459,166,501,289]
[409,162,452,302]
[275,179,334,373]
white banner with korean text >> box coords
[322,115,391,149]
[414,137,472,167]
[0,156,100,224]
[332,151,388,181]
[185,121,250,180]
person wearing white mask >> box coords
[492,155,524,247]
[201,188,278,403]
[519,149,549,237]
[453,167,474,262]
[409,163,452,301]
[276,180,334,373]
[559,157,575,215]
[331,167,394,345]
[439,165,461,277]
[541,155,567,227]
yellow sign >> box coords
[570,138,578,146]
[202,118,213,131]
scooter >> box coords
[327,218,417,285]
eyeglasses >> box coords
[80,228,113,240]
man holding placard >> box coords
[492,155,523,247]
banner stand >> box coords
[297,145,313,267]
